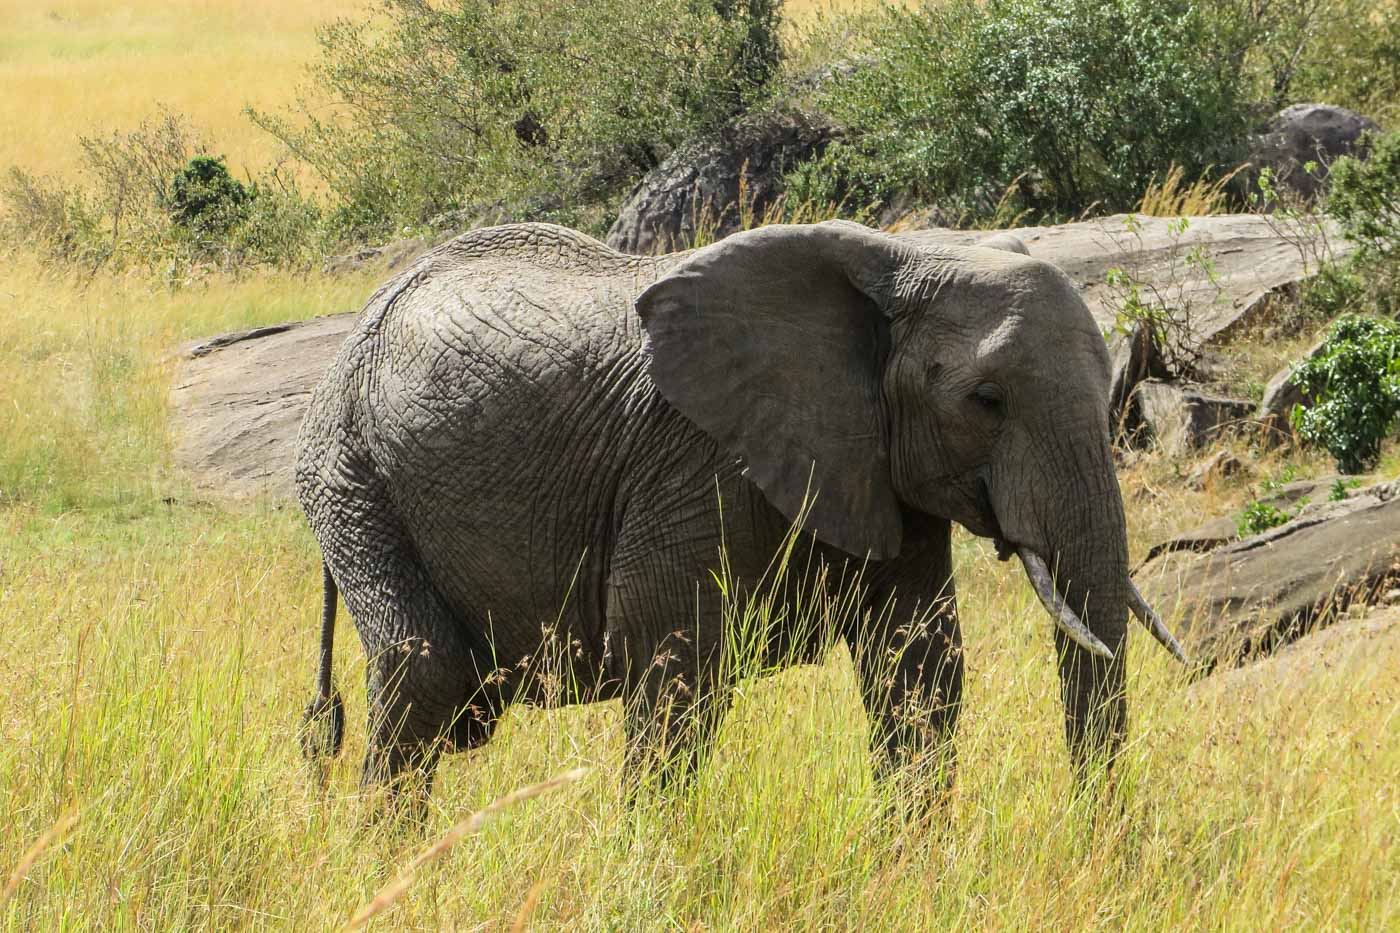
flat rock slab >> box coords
[1187,606,1400,701]
[170,314,359,500]
[1137,482,1400,670]
[171,214,1342,500]
[902,212,1346,344]
[1129,380,1254,455]
[1139,476,1356,564]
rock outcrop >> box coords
[605,107,839,255]
[1128,381,1254,455]
[1187,605,1400,699]
[1136,479,1400,669]
[1245,103,1382,202]
[170,316,358,500]
[1257,336,1327,445]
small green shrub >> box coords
[1326,130,1400,316]
[1260,464,1300,493]
[1290,315,1400,474]
[1237,499,1293,536]
[1330,477,1362,501]
[0,114,322,275]
[1278,131,1400,338]
[796,0,1251,224]
[170,156,249,235]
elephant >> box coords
[294,220,1186,800]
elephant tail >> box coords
[300,561,346,762]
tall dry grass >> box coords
[1137,164,1246,218]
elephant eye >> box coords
[969,382,1005,411]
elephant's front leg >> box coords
[847,516,963,796]
[604,524,734,793]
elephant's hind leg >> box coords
[605,557,728,791]
[306,483,499,800]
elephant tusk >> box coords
[1017,549,1115,660]
[1128,581,1191,666]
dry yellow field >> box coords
[0,0,357,179]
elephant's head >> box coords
[636,221,1185,768]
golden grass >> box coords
[1137,164,1246,218]
[0,0,357,180]
[0,251,1397,928]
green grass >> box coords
[0,254,1397,928]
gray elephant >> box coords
[295,221,1185,799]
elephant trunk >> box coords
[1045,537,1130,777]
[1021,442,1132,776]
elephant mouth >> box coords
[974,474,1016,562]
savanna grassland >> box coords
[2,1,1399,929]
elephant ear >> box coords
[636,222,909,560]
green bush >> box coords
[794,0,1250,223]
[1327,131,1400,312]
[170,156,249,236]
[0,114,323,275]
[251,0,785,242]
[1330,477,1361,501]
[1290,315,1400,474]
[1237,499,1293,536]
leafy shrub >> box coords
[170,156,249,235]
[794,0,1251,224]
[0,114,322,275]
[1330,477,1362,501]
[251,0,785,241]
[1253,130,1399,334]
[1326,130,1400,314]
[1290,315,1400,474]
[1237,499,1293,536]
[0,167,101,264]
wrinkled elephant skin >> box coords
[295,222,1177,799]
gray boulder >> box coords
[1258,336,1327,446]
[1137,479,1400,669]
[1187,607,1400,700]
[1107,323,1169,436]
[605,107,839,255]
[1129,380,1254,454]
[170,314,359,499]
[1246,103,1381,202]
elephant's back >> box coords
[364,223,674,377]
